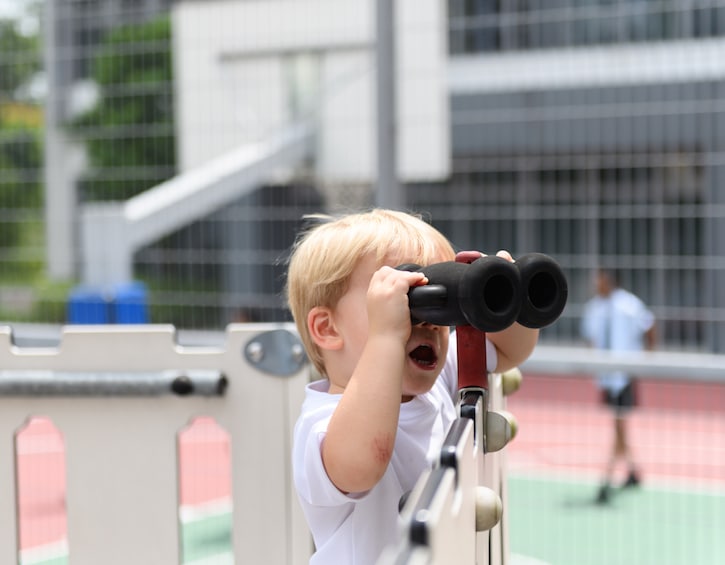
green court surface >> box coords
[25,478,725,565]
[23,512,234,565]
[180,511,234,565]
[508,475,725,565]
[22,558,67,565]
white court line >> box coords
[183,553,234,565]
[179,497,232,523]
[19,538,68,565]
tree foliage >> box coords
[73,16,175,202]
[0,19,40,98]
[0,18,42,248]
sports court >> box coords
[506,373,725,565]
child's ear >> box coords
[308,306,343,351]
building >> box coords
[413,1,725,351]
[40,0,725,351]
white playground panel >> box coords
[378,371,518,565]
[172,0,451,182]
[0,324,515,565]
[0,324,311,565]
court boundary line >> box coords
[19,538,67,565]
[179,496,233,523]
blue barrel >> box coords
[67,287,111,323]
[67,281,148,324]
[113,281,149,323]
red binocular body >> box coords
[398,253,568,332]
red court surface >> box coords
[506,373,725,490]
[177,417,233,509]
[15,419,68,554]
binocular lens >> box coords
[402,253,568,331]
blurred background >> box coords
[2,0,725,349]
[1,1,724,564]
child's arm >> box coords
[487,323,539,372]
[321,267,427,495]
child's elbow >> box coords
[323,434,393,494]
[335,465,388,495]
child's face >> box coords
[330,253,450,400]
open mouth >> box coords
[408,344,438,369]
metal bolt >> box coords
[291,343,305,364]
[247,341,264,363]
[171,375,194,396]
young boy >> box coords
[286,209,539,564]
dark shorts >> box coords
[602,380,637,415]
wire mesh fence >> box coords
[1,0,724,352]
[2,2,725,565]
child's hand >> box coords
[458,249,514,263]
[494,249,514,262]
[366,266,427,344]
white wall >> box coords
[173,0,450,183]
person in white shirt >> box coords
[581,269,656,504]
[286,209,539,564]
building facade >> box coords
[22,1,725,351]
[413,1,725,351]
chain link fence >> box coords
[1,0,725,352]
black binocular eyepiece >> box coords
[398,253,568,332]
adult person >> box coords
[581,269,656,504]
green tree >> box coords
[0,18,42,249]
[0,129,41,248]
[0,19,40,98]
[73,16,175,202]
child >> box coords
[286,209,539,564]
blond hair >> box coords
[286,209,456,375]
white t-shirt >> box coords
[292,331,497,565]
[581,287,655,393]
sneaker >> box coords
[596,484,611,504]
[622,471,640,488]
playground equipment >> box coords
[0,324,524,565]
[0,324,310,565]
[379,251,566,564]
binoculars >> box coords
[398,253,568,332]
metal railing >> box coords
[522,344,725,383]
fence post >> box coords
[81,203,133,286]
